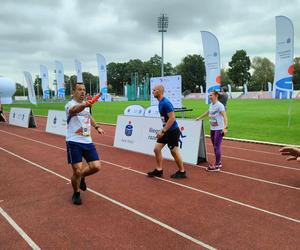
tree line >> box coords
[15,51,300,97]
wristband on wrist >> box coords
[95,125,100,130]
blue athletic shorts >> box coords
[66,141,100,164]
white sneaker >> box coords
[206,165,220,172]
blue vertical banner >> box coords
[243,83,248,95]
[227,84,232,98]
[40,65,50,99]
[74,59,83,83]
[201,31,221,104]
[268,82,272,96]
[23,71,37,105]
[273,16,294,99]
[96,53,108,102]
[55,60,65,99]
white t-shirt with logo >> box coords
[65,99,92,143]
[209,101,225,131]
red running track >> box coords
[0,116,300,249]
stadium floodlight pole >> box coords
[157,13,168,77]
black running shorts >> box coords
[157,127,180,150]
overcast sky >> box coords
[1,0,300,84]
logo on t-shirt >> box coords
[210,118,219,127]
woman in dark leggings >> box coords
[196,90,228,171]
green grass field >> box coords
[3,99,300,145]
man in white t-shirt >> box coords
[65,83,104,205]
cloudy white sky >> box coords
[1,0,300,84]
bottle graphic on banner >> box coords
[125,121,133,136]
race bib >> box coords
[209,118,218,127]
[82,122,91,136]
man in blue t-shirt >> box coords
[147,85,186,179]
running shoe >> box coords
[147,169,163,177]
[80,177,87,191]
[206,165,220,172]
[72,192,82,205]
[216,164,222,169]
[170,171,187,179]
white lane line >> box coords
[2,129,297,171]
[1,131,300,219]
[0,147,215,250]
[2,137,300,225]
[26,116,300,149]
[220,154,300,171]
[221,136,300,148]
[96,140,300,171]
[0,207,41,250]
[34,128,115,138]
[193,165,300,191]
[220,145,280,155]
[1,129,299,191]
[101,160,300,224]
[93,138,300,171]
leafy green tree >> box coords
[66,75,77,94]
[34,76,43,98]
[106,55,175,95]
[228,50,251,87]
[221,68,232,86]
[107,62,127,95]
[175,54,205,92]
[125,59,144,82]
[293,57,300,90]
[14,83,27,96]
[144,54,175,77]
[144,54,161,77]
[250,57,274,91]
